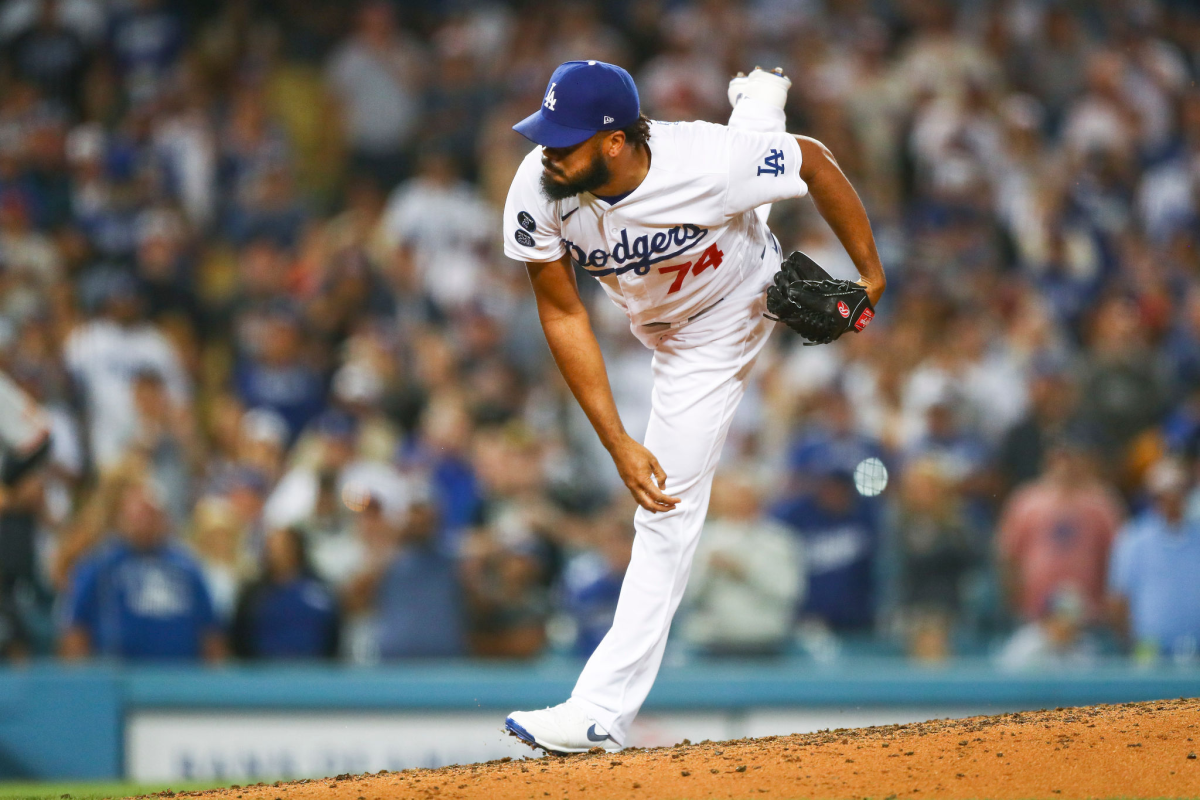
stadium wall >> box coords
[0,661,1196,781]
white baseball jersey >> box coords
[503,119,807,332]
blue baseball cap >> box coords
[513,60,640,148]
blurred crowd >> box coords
[2,0,1200,669]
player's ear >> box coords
[604,130,627,157]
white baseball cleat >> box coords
[505,701,620,755]
[728,66,791,110]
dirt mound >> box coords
[168,698,1200,799]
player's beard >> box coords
[540,152,611,200]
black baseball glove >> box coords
[765,250,875,345]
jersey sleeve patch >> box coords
[503,149,565,263]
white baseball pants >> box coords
[570,280,776,744]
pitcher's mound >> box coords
[171,697,1200,800]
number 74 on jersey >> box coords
[658,244,724,294]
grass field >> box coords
[0,782,229,800]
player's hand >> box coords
[609,435,680,513]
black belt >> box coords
[641,297,724,329]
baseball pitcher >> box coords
[502,60,885,753]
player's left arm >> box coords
[794,136,886,307]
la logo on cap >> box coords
[543,83,557,110]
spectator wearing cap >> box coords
[341,468,465,660]
[771,459,882,632]
[231,526,339,660]
[63,269,190,469]
[681,472,804,656]
[59,474,225,661]
[997,436,1124,625]
[1108,458,1200,660]
[232,306,326,442]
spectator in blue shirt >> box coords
[1108,457,1200,660]
[343,480,466,659]
[231,527,339,659]
[108,0,184,104]
[233,307,326,442]
[1163,385,1200,458]
[400,394,484,555]
[905,395,998,538]
[60,477,225,661]
[786,388,885,497]
[558,506,632,657]
[772,460,881,632]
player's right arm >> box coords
[504,147,677,513]
[525,254,679,514]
